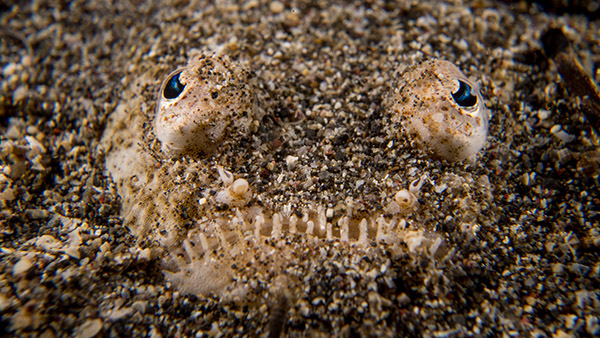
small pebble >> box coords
[269,1,284,14]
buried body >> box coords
[101,49,492,334]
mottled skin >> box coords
[102,54,487,297]
[154,54,258,156]
[389,59,488,162]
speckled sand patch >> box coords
[1,0,599,337]
[100,47,489,297]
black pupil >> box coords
[451,80,477,107]
[163,72,185,99]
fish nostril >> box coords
[163,71,185,99]
[451,80,477,107]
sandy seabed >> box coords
[1,0,599,337]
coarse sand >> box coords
[1,0,599,337]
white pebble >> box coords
[537,109,551,120]
[74,319,103,338]
[12,256,33,276]
[270,1,284,14]
[550,124,562,133]
[285,155,299,169]
[554,130,575,143]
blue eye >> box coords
[163,71,185,99]
[451,80,477,107]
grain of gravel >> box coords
[1,0,599,337]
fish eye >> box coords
[451,80,477,107]
[163,71,185,99]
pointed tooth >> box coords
[272,213,282,238]
[306,220,314,236]
[376,216,385,243]
[289,215,298,234]
[339,216,349,242]
[254,214,264,241]
[359,218,368,245]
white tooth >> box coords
[339,217,349,242]
[358,218,368,245]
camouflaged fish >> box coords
[101,52,487,297]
